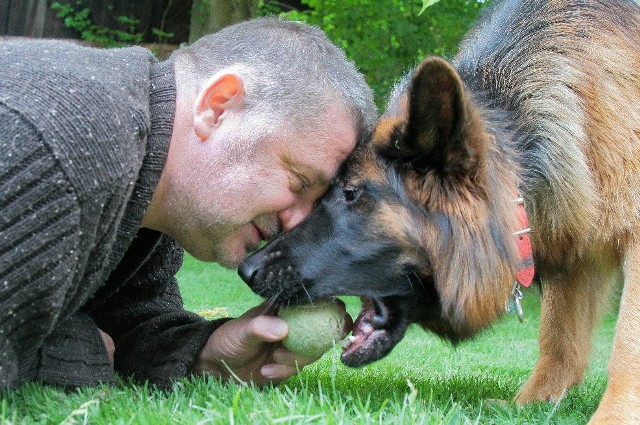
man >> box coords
[0,17,377,389]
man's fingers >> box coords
[248,315,288,342]
[272,347,318,367]
[98,329,115,367]
[260,363,298,381]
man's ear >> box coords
[193,72,245,141]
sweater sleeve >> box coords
[0,102,137,389]
[0,103,84,388]
[88,233,231,387]
[38,313,114,387]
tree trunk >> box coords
[189,0,258,43]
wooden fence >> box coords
[1,0,191,43]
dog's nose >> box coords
[238,257,259,285]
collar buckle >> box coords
[505,281,524,322]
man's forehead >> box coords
[285,107,357,180]
[299,132,355,181]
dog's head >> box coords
[239,57,520,367]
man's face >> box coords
[177,105,357,268]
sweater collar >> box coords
[117,59,176,240]
[132,59,176,221]
[104,58,177,276]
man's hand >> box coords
[192,303,323,387]
[99,329,115,367]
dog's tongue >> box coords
[340,297,399,367]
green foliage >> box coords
[191,0,213,28]
[51,1,143,47]
[262,0,490,108]
[152,28,176,44]
[420,0,442,14]
[257,0,284,16]
[50,1,174,48]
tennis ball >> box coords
[278,299,348,358]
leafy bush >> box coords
[51,1,174,48]
[51,2,144,47]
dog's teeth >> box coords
[339,335,356,349]
[338,338,351,349]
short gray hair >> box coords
[170,17,377,143]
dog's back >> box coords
[454,0,640,269]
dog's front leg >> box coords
[515,260,615,405]
[589,240,640,424]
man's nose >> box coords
[278,200,314,231]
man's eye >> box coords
[290,173,310,193]
[298,175,310,192]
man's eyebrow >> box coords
[314,171,331,187]
[310,167,336,189]
[298,164,331,188]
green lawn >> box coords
[1,254,616,424]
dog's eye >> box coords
[343,187,360,203]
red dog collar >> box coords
[513,197,534,287]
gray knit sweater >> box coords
[0,40,226,389]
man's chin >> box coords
[219,244,257,269]
[181,230,258,268]
[180,242,232,266]
[186,249,222,264]
[216,250,245,269]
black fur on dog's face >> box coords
[239,57,518,367]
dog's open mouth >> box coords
[339,296,410,367]
[237,247,415,367]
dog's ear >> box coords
[387,57,485,176]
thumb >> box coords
[244,315,289,346]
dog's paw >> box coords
[515,372,573,405]
[588,381,640,424]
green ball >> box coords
[278,299,348,358]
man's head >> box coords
[142,18,377,267]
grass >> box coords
[1,254,616,424]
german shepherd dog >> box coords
[240,0,640,422]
